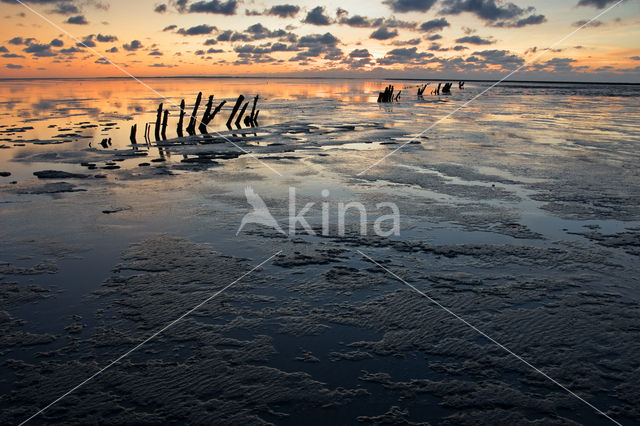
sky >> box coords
[0,0,638,81]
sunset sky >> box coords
[0,0,638,81]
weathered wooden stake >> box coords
[249,94,259,123]
[186,92,202,136]
[154,103,163,141]
[226,95,245,128]
[129,124,137,144]
[199,95,214,133]
[235,102,249,128]
[177,99,185,138]
[161,110,169,140]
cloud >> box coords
[66,15,88,25]
[154,4,167,13]
[9,37,32,45]
[50,3,80,15]
[267,4,300,18]
[499,14,546,28]
[0,46,7,52]
[177,24,217,35]
[290,32,343,61]
[377,46,434,65]
[204,38,218,45]
[441,0,544,28]
[96,34,118,42]
[188,0,238,15]
[370,26,398,40]
[573,19,604,27]
[390,38,421,46]
[426,34,442,41]
[2,53,25,58]
[24,43,57,57]
[122,40,143,51]
[577,0,621,8]
[631,56,640,61]
[50,38,64,47]
[470,49,524,67]
[106,46,118,53]
[163,25,178,31]
[6,64,23,69]
[383,0,437,13]
[455,35,494,45]
[419,18,450,32]
[349,48,372,58]
[303,6,332,25]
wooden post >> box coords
[394,90,401,102]
[226,95,245,129]
[210,100,226,121]
[154,103,163,141]
[129,124,137,144]
[199,95,214,134]
[186,92,202,136]
[177,99,185,138]
[161,110,169,139]
[235,101,249,128]
[249,95,259,123]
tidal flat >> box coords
[1,78,639,425]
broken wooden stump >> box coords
[442,82,453,94]
[227,95,245,129]
[161,110,169,140]
[417,84,428,96]
[186,92,202,136]
[377,85,397,103]
[199,95,214,134]
[154,103,163,141]
[177,99,185,138]
[235,101,249,128]
[459,81,465,89]
[129,124,137,144]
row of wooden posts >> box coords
[129,92,260,144]
[378,81,467,103]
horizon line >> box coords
[0,75,638,85]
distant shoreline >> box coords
[0,75,638,85]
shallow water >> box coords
[1,78,640,425]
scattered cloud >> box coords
[122,40,143,51]
[383,0,437,13]
[455,35,494,45]
[370,26,399,40]
[66,15,89,25]
[303,6,332,25]
[177,24,217,35]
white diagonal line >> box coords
[356,250,621,426]
[13,0,282,177]
[19,250,282,425]
[357,0,624,176]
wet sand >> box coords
[1,78,640,425]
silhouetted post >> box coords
[199,95,214,133]
[436,83,441,96]
[226,95,245,129]
[154,103,163,141]
[235,101,249,128]
[459,81,465,89]
[249,95,259,123]
[394,90,401,101]
[186,92,202,136]
[129,124,137,144]
[161,110,169,140]
[442,82,452,94]
[177,99,185,138]
[211,101,226,120]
